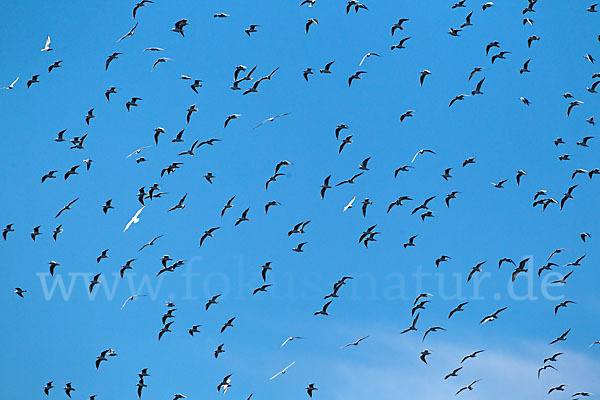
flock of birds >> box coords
[3,0,600,399]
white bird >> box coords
[124,206,145,232]
[121,294,147,309]
[41,35,53,51]
[2,77,18,90]
[280,337,304,348]
[126,146,151,158]
[269,361,296,380]
[359,52,380,66]
[343,196,356,212]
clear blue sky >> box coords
[1,0,599,398]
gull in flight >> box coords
[359,52,380,66]
[126,145,151,158]
[41,35,53,51]
[342,336,368,348]
[412,149,436,163]
[124,206,145,232]
[121,294,147,309]
[343,196,356,212]
[281,336,304,348]
[118,23,138,42]
[2,77,18,90]
[255,113,291,129]
[269,361,296,380]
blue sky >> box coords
[1,0,599,398]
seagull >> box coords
[245,24,260,36]
[64,383,76,398]
[133,0,153,18]
[189,325,202,336]
[480,307,507,324]
[48,60,63,72]
[255,113,291,129]
[199,227,220,247]
[172,19,189,36]
[491,51,511,64]
[348,71,367,86]
[221,317,236,333]
[152,57,172,70]
[42,170,58,183]
[411,149,436,163]
[56,198,79,218]
[2,77,19,90]
[44,381,55,395]
[359,52,380,66]
[206,294,221,310]
[293,242,308,252]
[449,94,468,107]
[320,60,335,73]
[343,196,356,212]
[400,110,414,122]
[460,11,473,28]
[339,135,353,153]
[269,361,296,379]
[567,100,584,117]
[548,385,567,394]
[106,52,121,70]
[41,35,53,51]
[27,75,40,88]
[52,225,63,241]
[224,114,241,128]
[537,364,557,379]
[423,327,446,341]
[305,18,319,33]
[456,380,481,395]
[320,175,332,199]
[85,108,96,125]
[214,344,225,357]
[127,146,151,158]
[444,367,463,380]
[461,350,485,363]
[186,104,198,123]
[403,235,418,248]
[281,336,304,348]
[342,336,368,348]
[448,28,461,36]
[554,300,576,315]
[306,384,318,398]
[420,349,431,364]
[124,206,145,232]
[486,41,500,55]
[471,78,485,95]
[89,273,101,293]
[14,288,27,297]
[126,97,142,111]
[391,37,411,50]
[550,271,573,285]
[144,47,164,52]
[158,322,174,341]
[117,23,138,41]
[469,67,483,80]
[448,302,468,318]
[491,179,508,188]
[391,18,409,35]
[400,313,420,334]
[217,375,231,393]
[31,226,42,241]
[139,235,163,251]
[520,97,531,106]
